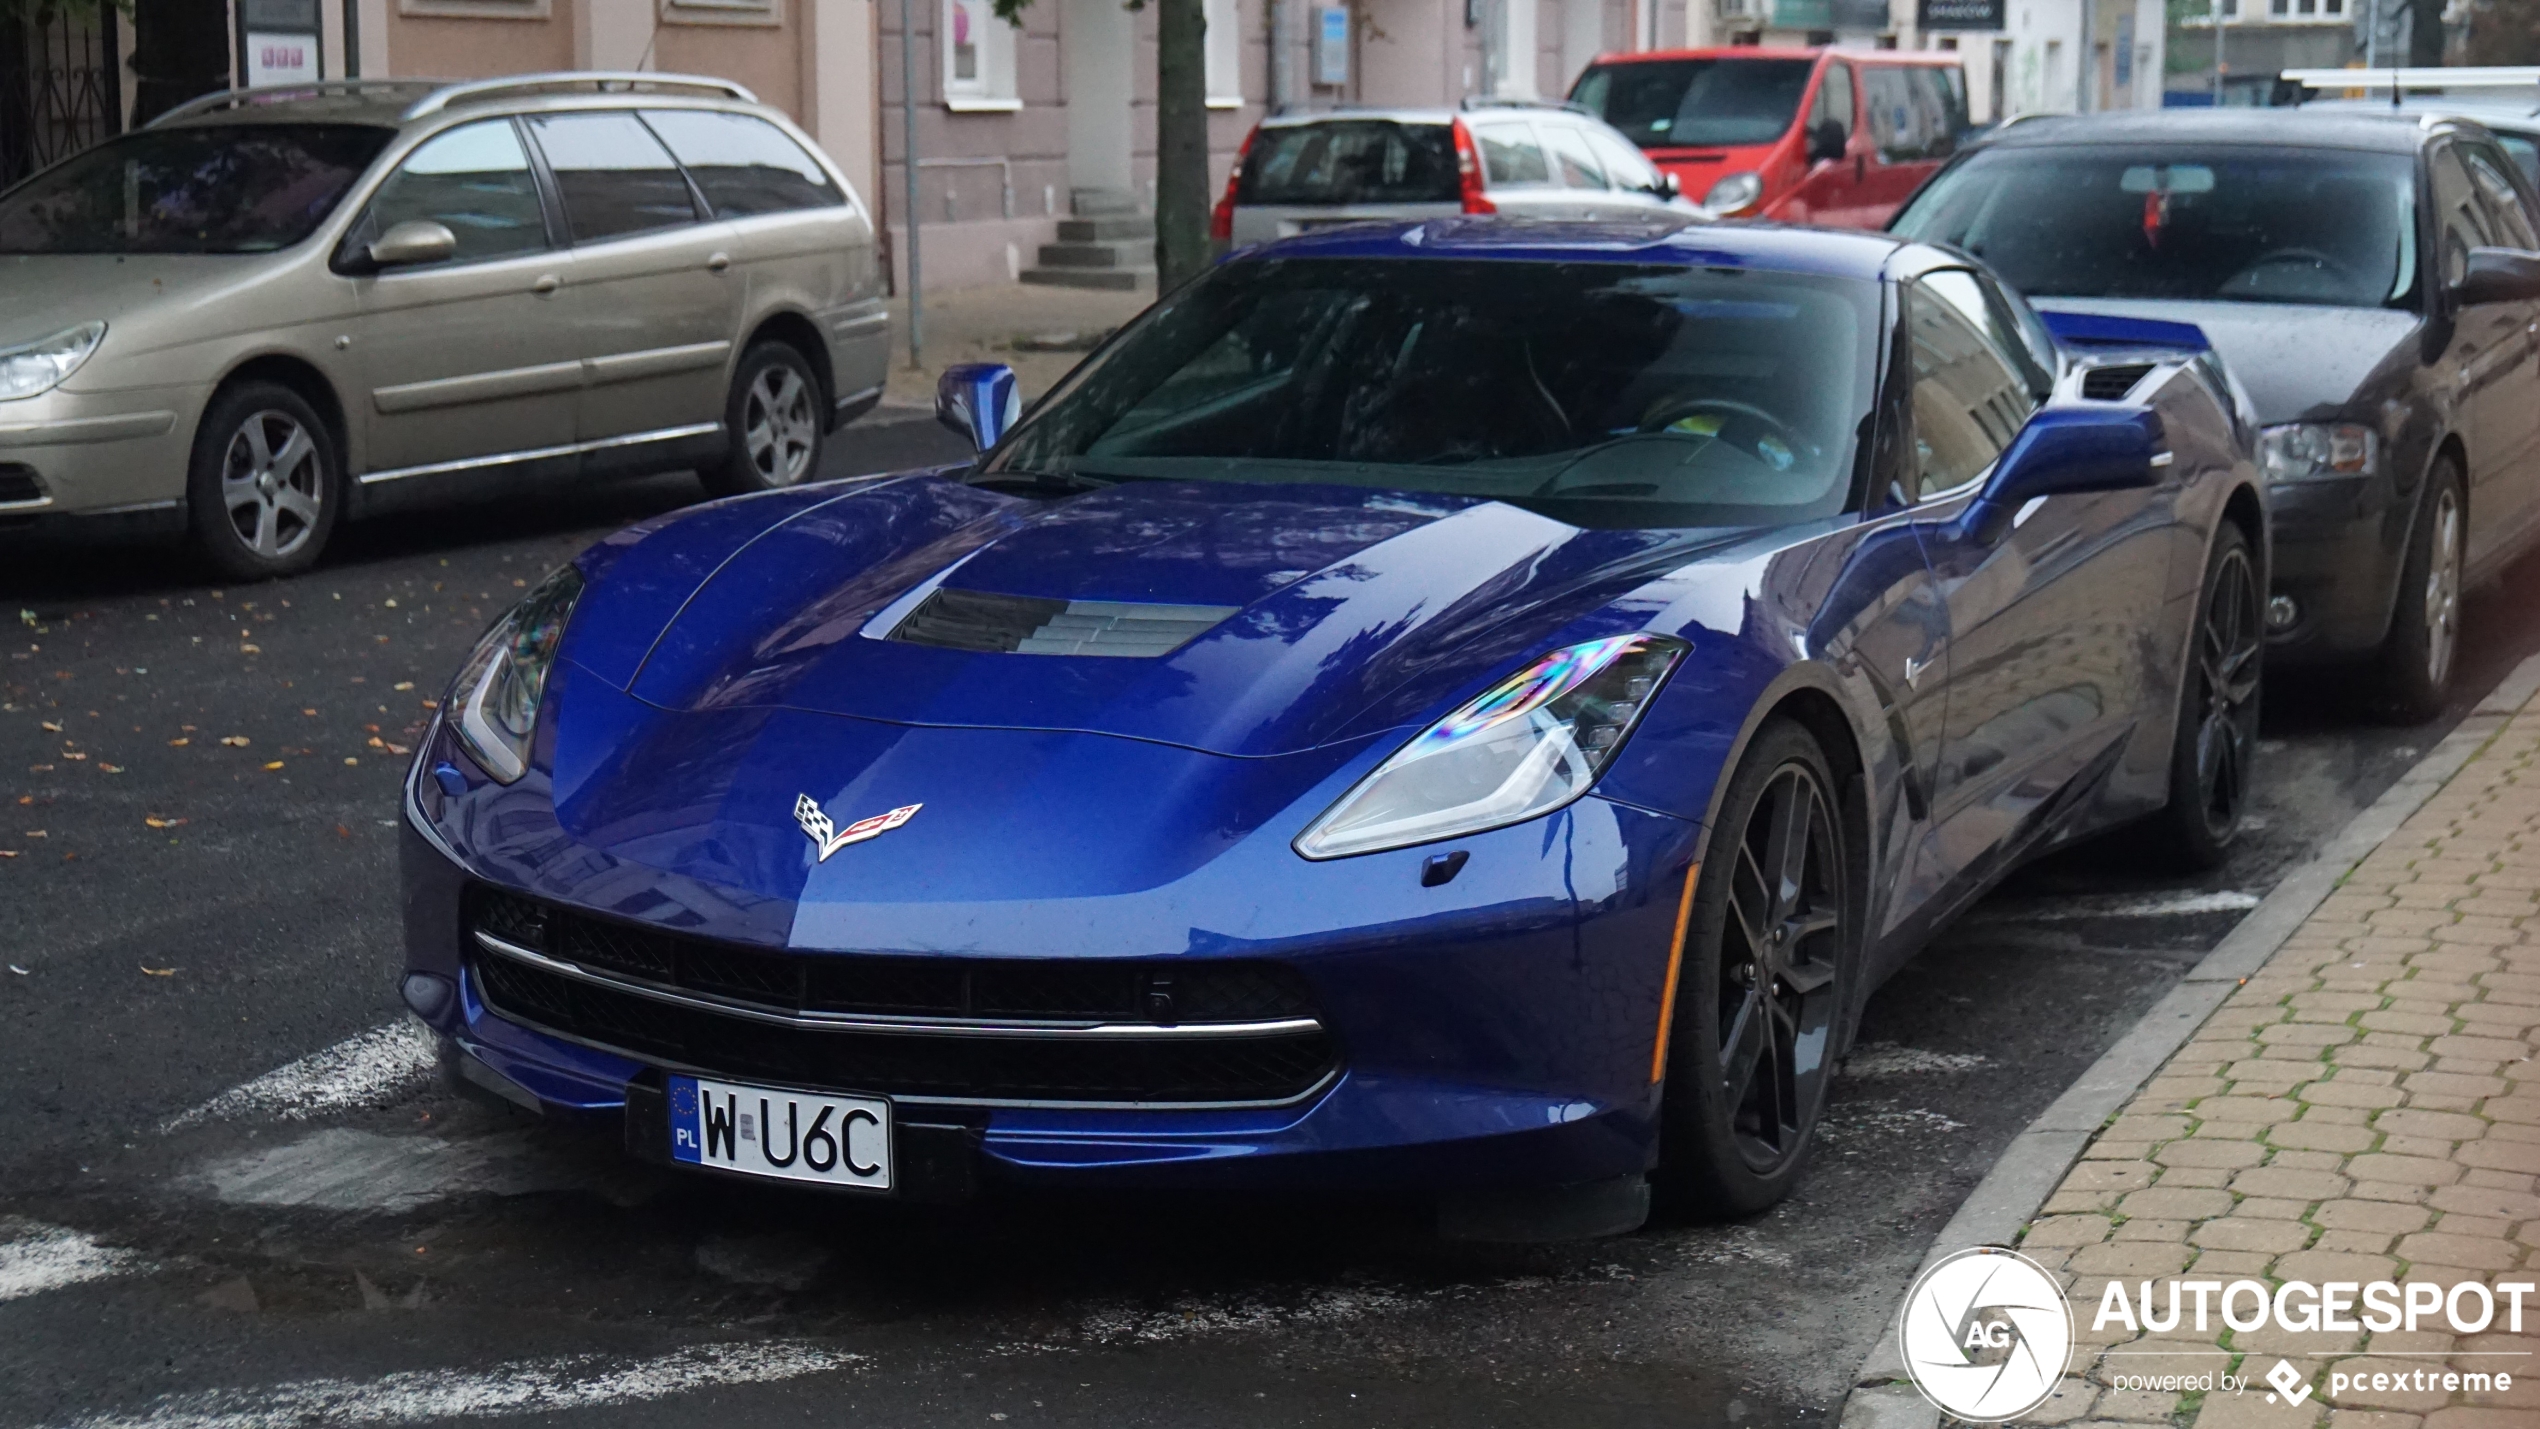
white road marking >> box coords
[1841,1044,1991,1077]
[63,1340,859,1429]
[166,1021,437,1131]
[1973,889,2260,923]
[1076,1284,1418,1345]
[186,1127,627,1214]
[0,1221,146,1304]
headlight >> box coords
[1294,633,1687,860]
[2259,422,2375,480]
[0,322,105,401]
[449,563,583,784]
[1702,172,1765,217]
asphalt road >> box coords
[4,420,2537,1429]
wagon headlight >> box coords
[1294,633,1686,860]
[2259,422,2375,481]
[449,563,582,784]
[1702,172,1764,217]
[0,321,104,401]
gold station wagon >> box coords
[0,72,890,577]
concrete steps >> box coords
[1021,188,1154,291]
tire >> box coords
[1655,719,1853,1219]
[2375,458,2465,725]
[705,342,825,497]
[2149,523,2263,872]
[184,380,341,580]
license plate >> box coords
[668,1075,891,1191]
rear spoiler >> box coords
[2039,309,2211,353]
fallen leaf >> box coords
[168,738,189,747]
[393,682,415,691]
[0,852,16,859]
[420,700,440,711]
[219,735,249,747]
[343,757,359,766]
[98,764,122,774]
[335,824,351,838]
[25,831,45,838]
[143,816,187,829]
[62,752,85,761]
[26,764,50,773]
[39,720,60,732]
[139,965,178,977]
[301,708,317,716]
[366,736,385,749]
[262,761,284,771]
[239,644,261,654]
[12,796,26,805]
[383,743,410,756]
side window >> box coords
[1584,126,1662,192]
[1471,121,1551,187]
[640,110,844,218]
[1863,68,1925,166]
[525,111,700,243]
[1544,124,1610,190]
[1808,62,1854,149]
[2431,145,2493,288]
[1909,272,2038,497]
[365,119,546,263]
[2494,134,2540,196]
[2463,145,2540,251]
[1906,68,1964,159]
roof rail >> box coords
[146,78,436,128]
[2281,66,2540,91]
[403,71,759,120]
[1459,96,1594,116]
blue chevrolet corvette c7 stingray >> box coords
[397,215,2265,1238]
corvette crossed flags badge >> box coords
[793,795,922,862]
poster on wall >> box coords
[1313,5,1349,87]
[1917,0,2007,29]
[239,0,322,87]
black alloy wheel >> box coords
[2155,523,2263,870]
[1658,719,1850,1217]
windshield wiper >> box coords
[964,467,1122,495]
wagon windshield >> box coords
[0,123,393,254]
[982,256,1878,529]
[1571,59,1816,149]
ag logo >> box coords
[1898,1247,2074,1422]
[793,795,921,862]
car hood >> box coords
[0,254,264,350]
[573,473,1744,760]
[2030,297,2421,425]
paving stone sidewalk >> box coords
[2009,705,2540,1429]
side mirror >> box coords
[1949,407,2167,545]
[2452,246,2540,307]
[366,220,457,270]
[936,362,1020,452]
[1807,121,1847,164]
[1656,172,1682,200]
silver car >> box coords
[0,72,889,577]
[1215,102,1694,250]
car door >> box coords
[2459,139,2540,565]
[1908,269,2172,886]
[343,117,582,481]
[643,107,891,417]
[2428,140,2533,576]
[523,110,741,454]
[1782,61,1862,227]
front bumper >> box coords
[0,385,197,532]
[398,720,1699,1197]
[2262,473,2409,664]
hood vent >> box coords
[889,587,1238,658]
[2079,363,2157,401]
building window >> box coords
[1206,0,1243,108]
[662,0,778,24]
[943,0,1021,112]
[397,0,549,19]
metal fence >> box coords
[0,7,122,190]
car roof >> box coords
[146,73,765,133]
[1588,46,1957,66]
[1258,104,1589,129]
[1974,107,2438,153]
[1233,213,1909,281]
[2295,97,2540,132]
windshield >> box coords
[982,257,1878,529]
[1891,144,2419,309]
[1571,59,1815,149]
[0,124,392,254]
[1235,122,1460,207]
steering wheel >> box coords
[2239,247,2354,284]
[1635,397,1812,469]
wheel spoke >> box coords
[1719,988,1768,1105]
[268,424,314,480]
[239,419,273,471]
[1778,946,1838,994]
[1763,774,1810,925]
[249,498,280,556]
[273,485,320,526]
[1728,844,1771,952]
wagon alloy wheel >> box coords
[219,410,324,560]
[2422,484,2463,694]
[2191,543,2263,835]
[744,364,818,486]
[2377,460,2466,725]
[1716,761,1844,1175]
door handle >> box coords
[532,274,560,296]
[707,251,732,273]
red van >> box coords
[1569,48,1969,228]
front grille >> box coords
[888,587,1237,658]
[2080,363,2156,401]
[0,464,45,506]
[465,888,1337,1105]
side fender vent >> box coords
[2079,363,2157,401]
[889,587,1238,657]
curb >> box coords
[1834,648,2540,1429]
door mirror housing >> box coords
[1654,171,1681,200]
[365,220,458,270]
[2452,246,2540,307]
[1948,406,2167,545]
[1806,120,1847,164]
[937,363,1021,452]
